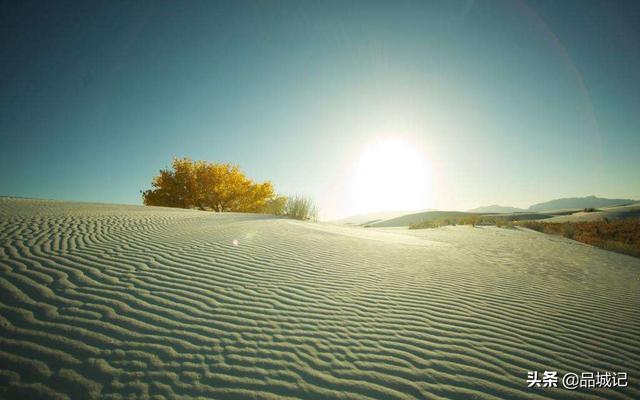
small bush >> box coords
[465,215,480,227]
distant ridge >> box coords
[528,195,636,212]
[467,204,525,213]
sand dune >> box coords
[1,198,639,399]
[544,203,640,223]
[365,211,473,228]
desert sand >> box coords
[544,203,640,223]
[0,198,638,399]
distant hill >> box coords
[467,204,525,213]
[528,196,636,212]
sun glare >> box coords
[351,138,431,214]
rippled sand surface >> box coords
[1,199,638,399]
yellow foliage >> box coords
[264,195,288,216]
[142,158,276,212]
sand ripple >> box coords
[1,199,639,399]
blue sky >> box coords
[1,0,639,219]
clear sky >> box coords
[1,0,639,219]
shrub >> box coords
[465,215,481,227]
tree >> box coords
[264,195,288,216]
[142,158,276,212]
[141,158,200,208]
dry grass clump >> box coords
[519,219,640,258]
[285,195,318,221]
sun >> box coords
[350,138,431,214]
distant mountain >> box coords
[467,204,525,213]
[528,196,636,212]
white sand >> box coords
[1,198,639,399]
[544,203,640,223]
